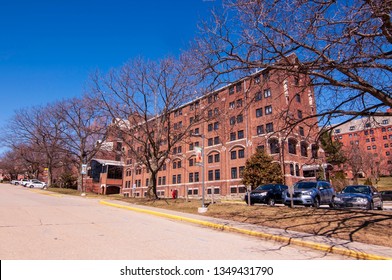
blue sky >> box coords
[0,0,218,149]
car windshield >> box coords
[294,182,317,190]
[255,185,275,191]
[342,185,371,194]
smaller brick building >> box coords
[332,113,392,179]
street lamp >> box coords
[192,133,207,213]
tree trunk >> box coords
[149,171,158,199]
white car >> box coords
[25,179,47,189]
[18,179,30,186]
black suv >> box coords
[284,181,335,208]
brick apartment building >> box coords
[331,113,392,179]
[87,59,327,198]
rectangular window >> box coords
[229,101,235,109]
[236,82,242,92]
[265,105,272,115]
[214,154,220,162]
[231,151,237,160]
[230,116,236,125]
[255,91,262,101]
[266,122,274,133]
[208,123,213,132]
[257,125,264,135]
[256,108,263,117]
[208,138,213,146]
[297,110,303,119]
[208,155,213,163]
[215,169,220,180]
[231,167,238,179]
[229,86,234,95]
[208,170,214,181]
[172,175,177,184]
[237,114,243,123]
[236,99,243,108]
[264,89,271,98]
[189,173,194,183]
[238,149,245,158]
[208,110,213,118]
[299,127,304,136]
[295,94,301,103]
[238,130,244,139]
[214,122,219,130]
[239,166,245,178]
[230,132,236,141]
[214,136,220,145]
[194,172,199,182]
[177,174,181,184]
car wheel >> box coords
[267,198,275,206]
[313,197,320,208]
[329,197,335,208]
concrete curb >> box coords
[99,200,391,260]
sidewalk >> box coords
[100,199,392,260]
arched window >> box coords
[288,138,297,154]
[290,163,295,176]
[208,152,221,163]
[269,138,280,154]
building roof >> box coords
[332,115,392,135]
[93,158,124,166]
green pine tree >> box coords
[241,149,283,190]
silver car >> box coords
[25,179,47,189]
[285,181,335,208]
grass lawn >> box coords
[48,188,392,248]
[359,177,392,191]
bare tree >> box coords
[53,95,111,192]
[2,105,65,185]
[0,148,27,180]
[92,56,206,198]
[192,0,392,129]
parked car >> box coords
[244,184,288,206]
[25,179,47,189]
[284,180,335,208]
[18,179,30,186]
[333,185,383,210]
[10,180,20,185]
[380,190,392,201]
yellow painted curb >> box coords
[30,189,63,197]
[100,200,392,260]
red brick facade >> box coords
[115,67,326,199]
[332,114,392,179]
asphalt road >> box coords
[0,183,353,260]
